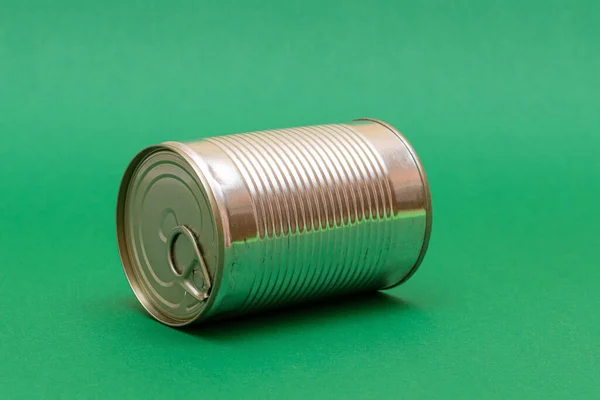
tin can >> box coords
[117,119,432,326]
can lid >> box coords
[116,143,220,326]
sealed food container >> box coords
[117,118,432,326]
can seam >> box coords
[353,118,433,289]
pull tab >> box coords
[166,225,211,301]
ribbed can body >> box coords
[117,119,431,325]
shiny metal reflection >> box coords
[117,118,432,326]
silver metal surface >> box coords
[117,118,432,326]
[166,225,211,301]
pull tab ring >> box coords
[166,225,211,301]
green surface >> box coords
[1,1,599,398]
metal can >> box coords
[117,119,432,326]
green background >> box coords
[1,1,599,398]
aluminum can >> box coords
[117,119,432,326]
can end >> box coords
[354,118,433,289]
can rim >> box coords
[354,118,433,289]
[116,142,225,327]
